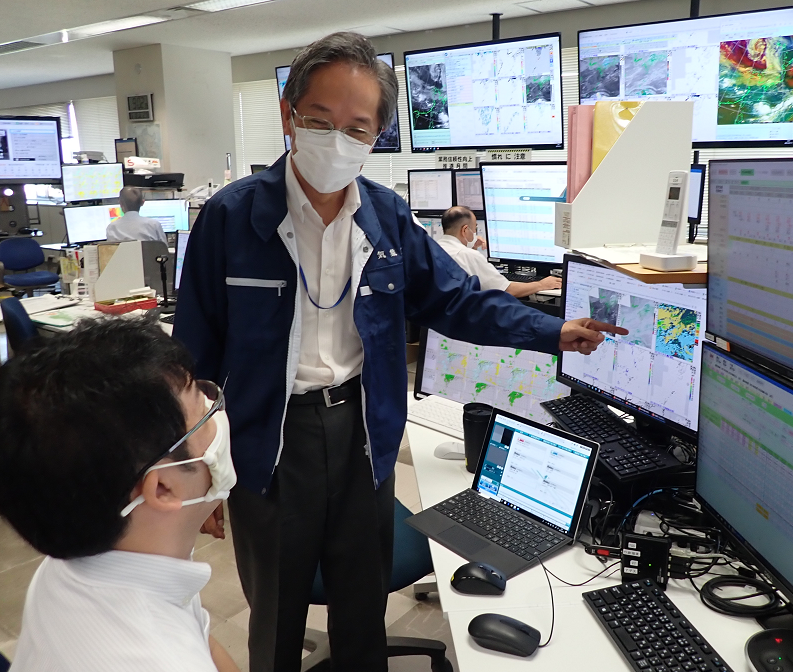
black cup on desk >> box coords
[463,403,493,473]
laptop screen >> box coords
[475,412,596,535]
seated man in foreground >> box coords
[0,318,238,672]
[436,205,563,298]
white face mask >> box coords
[291,124,372,194]
[120,404,236,517]
[464,225,477,249]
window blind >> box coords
[232,79,287,179]
[0,102,72,137]
[73,96,120,161]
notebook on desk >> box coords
[407,407,599,578]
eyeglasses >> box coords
[132,379,225,481]
[291,107,381,147]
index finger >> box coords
[586,320,629,335]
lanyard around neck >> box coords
[299,266,352,309]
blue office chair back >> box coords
[309,499,432,604]
[0,237,45,271]
[1,297,38,353]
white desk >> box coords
[31,299,172,336]
[405,414,763,671]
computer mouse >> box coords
[433,441,465,460]
[746,628,793,671]
[451,561,506,595]
[468,613,541,657]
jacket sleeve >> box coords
[394,196,565,355]
[172,197,229,383]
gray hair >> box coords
[283,32,399,130]
[119,187,144,212]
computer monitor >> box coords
[696,344,793,604]
[275,53,402,153]
[688,164,706,224]
[707,158,793,379]
[404,32,563,152]
[453,169,484,213]
[114,138,138,164]
[61,163,124,203]
[578,6,793,147]
[415,327,570,425]
[139,199,189,233]
[415,216,443,241]
[250,164,268,173]
[480,161,567,268]
[63,204,120,245]
[558,255,707,439]
[174,230,191,291]
[0,116,62,184]
[408,169,453,213]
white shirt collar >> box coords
[285,153,361,225]
[68,550,211,607]
[440,233,466,248]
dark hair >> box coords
[0,317,196,559]
[283,32,399,130]
[441,206,475,233]
[119,186,144,212]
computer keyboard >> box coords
[584,579,732,672]
[437,489,565,560]
[502,272,538,282]
[160,314,176,324]
[407,397,465,440]
[542,396,681,483]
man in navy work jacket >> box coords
[174,32,627,672]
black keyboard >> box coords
[160,314,176,324]
[435,489,565,561]
[503,272,538,282]
[584,579,732,672]
[542,396,680,483]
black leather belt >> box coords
[289,375,361,407]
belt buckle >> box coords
[322,385,346,408]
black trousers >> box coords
[228,392,395,672]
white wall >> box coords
[161,44,235,189]
[0,74,115,109]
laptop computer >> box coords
[407,407,599,578]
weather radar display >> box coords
[579,7,793,146]
[404,34,564,151]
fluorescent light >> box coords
[69,15,167,39]
[61,30,69,43]
[184,0,275,12]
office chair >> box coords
[0,238,59,297]
[1,296,38,355]
[0,652,9,672]
[301,499,452,672]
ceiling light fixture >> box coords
[68,15,167,39]
[184,0,276,12]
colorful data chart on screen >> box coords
[578,8,793,144]
[421,329,569,424]
[697,347,793,585]
[562,261,707,431]
[708,160,793,372]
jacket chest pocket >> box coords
[365,264,405,295]
[226,277,287,296]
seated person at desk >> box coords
[436,206,562,298]
[0,319,238,672]
[106,187,167,244]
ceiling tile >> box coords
[516,0,590,13]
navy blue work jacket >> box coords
[173,154,564,496]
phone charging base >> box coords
[639,252,698,272]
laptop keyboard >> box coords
[583,579,732,672]
[160,314,176,324]
[542,396,681,483]
[435,489,563,560]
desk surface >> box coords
[405,411,762,672]
[32,299,172,336]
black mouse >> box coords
[746,628,793,671]
[468,613,541,657]
[450,561,506,595]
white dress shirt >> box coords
[11,551,216,672]
[285,156,364,394]
[106,211,168,244]
[436,234,510,291]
